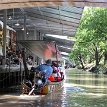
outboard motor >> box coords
[34,70,46,89]
[30,67,46,88]
[27,67,46,95]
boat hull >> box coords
[40,80,64,95]
[21,80,64,95]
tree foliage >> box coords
[70,7,107,68]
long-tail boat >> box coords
[18,40,64,95]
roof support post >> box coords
[36,30,40,65]
[24,14,26,40]
[40,33,44,40]
[34,27,37,40]
[2,9,7,65]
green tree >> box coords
[70,7,107,70]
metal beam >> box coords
[0,1,107,10]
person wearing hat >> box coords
[35,59,53,81]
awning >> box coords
[44,35,75,47]
[18,40,62,61]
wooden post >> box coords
[2,9,7,65]
[21,48,29,79]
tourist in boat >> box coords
[58,65,65,80]
[34,59,53,83]
[48,61,62,82]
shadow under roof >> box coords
[0,5,84,57]
[0,0,106,58]
[18,40,62,60]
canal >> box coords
[0,68,107,107]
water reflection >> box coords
[0,68,107,107]
[65,68,107,107]
[66,69,107,93]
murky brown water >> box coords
[0,68,107,107]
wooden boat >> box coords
[21,67,64,95]
[21,79,64,95]
[41,80,64,94]
[19,40,64,95]
[0,40,64,92]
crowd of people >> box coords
[33,59,64,84]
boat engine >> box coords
[27,70,46,95]
[30,67,46,89]
[34,70,46,89]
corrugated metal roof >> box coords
[0,0,106,58]
[26,6,83,36]
[0,6,83,36]
[0,7,82,36]
[58,45,72,53]
[44,35,75,47]
[0,5,84,57]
